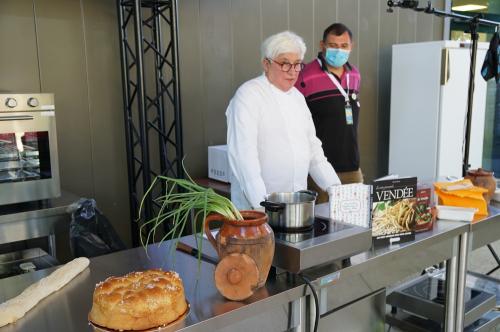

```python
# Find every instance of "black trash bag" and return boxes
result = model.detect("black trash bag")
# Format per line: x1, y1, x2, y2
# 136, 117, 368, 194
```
68, 198, 126, 258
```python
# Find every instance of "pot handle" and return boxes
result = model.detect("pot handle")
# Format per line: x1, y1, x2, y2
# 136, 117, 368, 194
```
260, 201, 286, 212
298, 190, 318, 198
203, 213, 223, 255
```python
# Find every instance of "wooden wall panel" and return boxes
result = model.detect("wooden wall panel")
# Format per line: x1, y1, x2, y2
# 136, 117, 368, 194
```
314, 0, 338, 51
433, 0, 446, 40
35, 0, 94, 198
378, 0, 399, 175
338, 0, 359, 65
178, 0, 205, 177
397, 8, 418, 43
80, 0, 130, 246
262, 0, 289, 38
231, 0, 262, 89
289, 0, 315, 61
0, 1, 40, 92
416, 9, 434, 42
199, 0, 232, 151
358, 1, 380, 181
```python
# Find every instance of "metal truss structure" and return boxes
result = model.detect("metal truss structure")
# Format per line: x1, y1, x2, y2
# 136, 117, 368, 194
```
117, 0, 183, 247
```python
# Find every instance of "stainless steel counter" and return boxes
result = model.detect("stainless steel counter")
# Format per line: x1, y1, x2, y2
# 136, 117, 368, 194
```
0, 242, 307, 332
0, 203, 470, 332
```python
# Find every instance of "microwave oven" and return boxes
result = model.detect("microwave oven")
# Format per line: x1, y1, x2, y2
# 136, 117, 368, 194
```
208, 145, 232, 183
0, 94, 61, 205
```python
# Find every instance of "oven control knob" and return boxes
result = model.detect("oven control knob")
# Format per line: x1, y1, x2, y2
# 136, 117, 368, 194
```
27, 97, 39, 107
5, 98, 17, 108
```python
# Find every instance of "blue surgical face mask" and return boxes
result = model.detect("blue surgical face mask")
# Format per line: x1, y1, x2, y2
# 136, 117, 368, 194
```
325, 48, 350, 68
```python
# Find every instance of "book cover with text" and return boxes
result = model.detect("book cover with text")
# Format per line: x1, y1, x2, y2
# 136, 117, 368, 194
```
372, 177, 417, 244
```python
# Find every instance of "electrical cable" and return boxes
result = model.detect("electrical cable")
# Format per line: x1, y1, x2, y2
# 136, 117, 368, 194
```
297, 273, 319, 332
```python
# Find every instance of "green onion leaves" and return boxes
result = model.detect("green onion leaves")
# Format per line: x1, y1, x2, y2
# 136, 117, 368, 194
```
137, 173, 242, 264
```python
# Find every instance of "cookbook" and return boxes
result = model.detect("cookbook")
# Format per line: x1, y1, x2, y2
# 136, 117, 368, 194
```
414, 184, 434, 233
329, 183, 371, 228
372, 176, 417, 244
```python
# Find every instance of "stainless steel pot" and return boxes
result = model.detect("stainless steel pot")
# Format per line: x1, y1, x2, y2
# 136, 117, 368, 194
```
260, 190, 318, 231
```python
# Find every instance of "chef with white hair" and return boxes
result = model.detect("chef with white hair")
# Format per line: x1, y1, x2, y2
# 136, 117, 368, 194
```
226, 30, 341, 210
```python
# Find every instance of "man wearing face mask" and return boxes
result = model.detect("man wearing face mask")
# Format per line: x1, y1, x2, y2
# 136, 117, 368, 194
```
296, 23, 362, 202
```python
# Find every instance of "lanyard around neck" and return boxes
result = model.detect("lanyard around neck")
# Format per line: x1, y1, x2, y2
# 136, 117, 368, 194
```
317, 58, 350, 101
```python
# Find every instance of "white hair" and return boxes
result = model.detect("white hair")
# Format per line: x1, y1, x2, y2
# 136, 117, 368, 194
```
260, 31, 306, 61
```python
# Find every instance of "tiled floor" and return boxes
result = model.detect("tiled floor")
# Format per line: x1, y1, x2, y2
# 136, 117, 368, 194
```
469, 240, 500, 279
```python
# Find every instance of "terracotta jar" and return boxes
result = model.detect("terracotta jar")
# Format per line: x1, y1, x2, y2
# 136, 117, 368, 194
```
465, 168, 496, 203
204, 210, 274, 301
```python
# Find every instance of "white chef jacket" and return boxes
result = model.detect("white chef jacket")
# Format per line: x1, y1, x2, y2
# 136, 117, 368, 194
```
226, 74, 341, 210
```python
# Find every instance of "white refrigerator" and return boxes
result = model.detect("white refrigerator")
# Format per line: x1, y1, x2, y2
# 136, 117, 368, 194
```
388, 40, 488, 180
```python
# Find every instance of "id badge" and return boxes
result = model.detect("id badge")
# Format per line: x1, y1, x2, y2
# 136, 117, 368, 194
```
345, 104, 353, 125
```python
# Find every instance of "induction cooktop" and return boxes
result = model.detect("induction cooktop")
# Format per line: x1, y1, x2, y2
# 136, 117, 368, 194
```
273, 217, 353, 244
272, 216, 372, 273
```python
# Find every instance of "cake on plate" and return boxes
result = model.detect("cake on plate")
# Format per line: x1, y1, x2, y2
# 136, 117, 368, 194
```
89, 269, 187, 331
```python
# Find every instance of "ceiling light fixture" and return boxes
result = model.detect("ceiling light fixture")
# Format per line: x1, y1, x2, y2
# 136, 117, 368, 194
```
451, 4, 488, 11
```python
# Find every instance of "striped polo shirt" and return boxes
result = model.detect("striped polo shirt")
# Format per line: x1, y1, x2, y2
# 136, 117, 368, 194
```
296, 56, 361, 172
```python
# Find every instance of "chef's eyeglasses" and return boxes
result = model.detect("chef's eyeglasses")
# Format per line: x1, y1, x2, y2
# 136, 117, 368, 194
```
267, 58, 305, 72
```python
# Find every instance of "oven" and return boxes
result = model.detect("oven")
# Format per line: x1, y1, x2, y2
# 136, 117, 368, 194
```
0, 94, 60, 205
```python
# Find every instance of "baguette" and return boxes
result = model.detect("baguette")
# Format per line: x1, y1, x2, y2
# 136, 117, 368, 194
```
0, 257, 90, 327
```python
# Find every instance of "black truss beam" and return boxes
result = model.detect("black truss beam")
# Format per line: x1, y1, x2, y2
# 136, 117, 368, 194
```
117, 0, 183, 247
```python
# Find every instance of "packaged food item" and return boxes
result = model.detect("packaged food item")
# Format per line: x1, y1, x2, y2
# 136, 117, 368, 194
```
434, 179, 488, 217
414, 183, 435, 233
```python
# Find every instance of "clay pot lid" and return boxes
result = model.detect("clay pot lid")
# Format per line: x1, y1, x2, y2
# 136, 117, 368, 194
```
214, 253, 259, 301
467, 168, 494, 177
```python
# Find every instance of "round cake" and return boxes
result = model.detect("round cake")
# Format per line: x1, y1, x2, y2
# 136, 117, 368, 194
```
89, 269, 187, 331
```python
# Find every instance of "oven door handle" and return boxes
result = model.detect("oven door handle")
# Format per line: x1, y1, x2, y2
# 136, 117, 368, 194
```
0, 115, 34, 121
